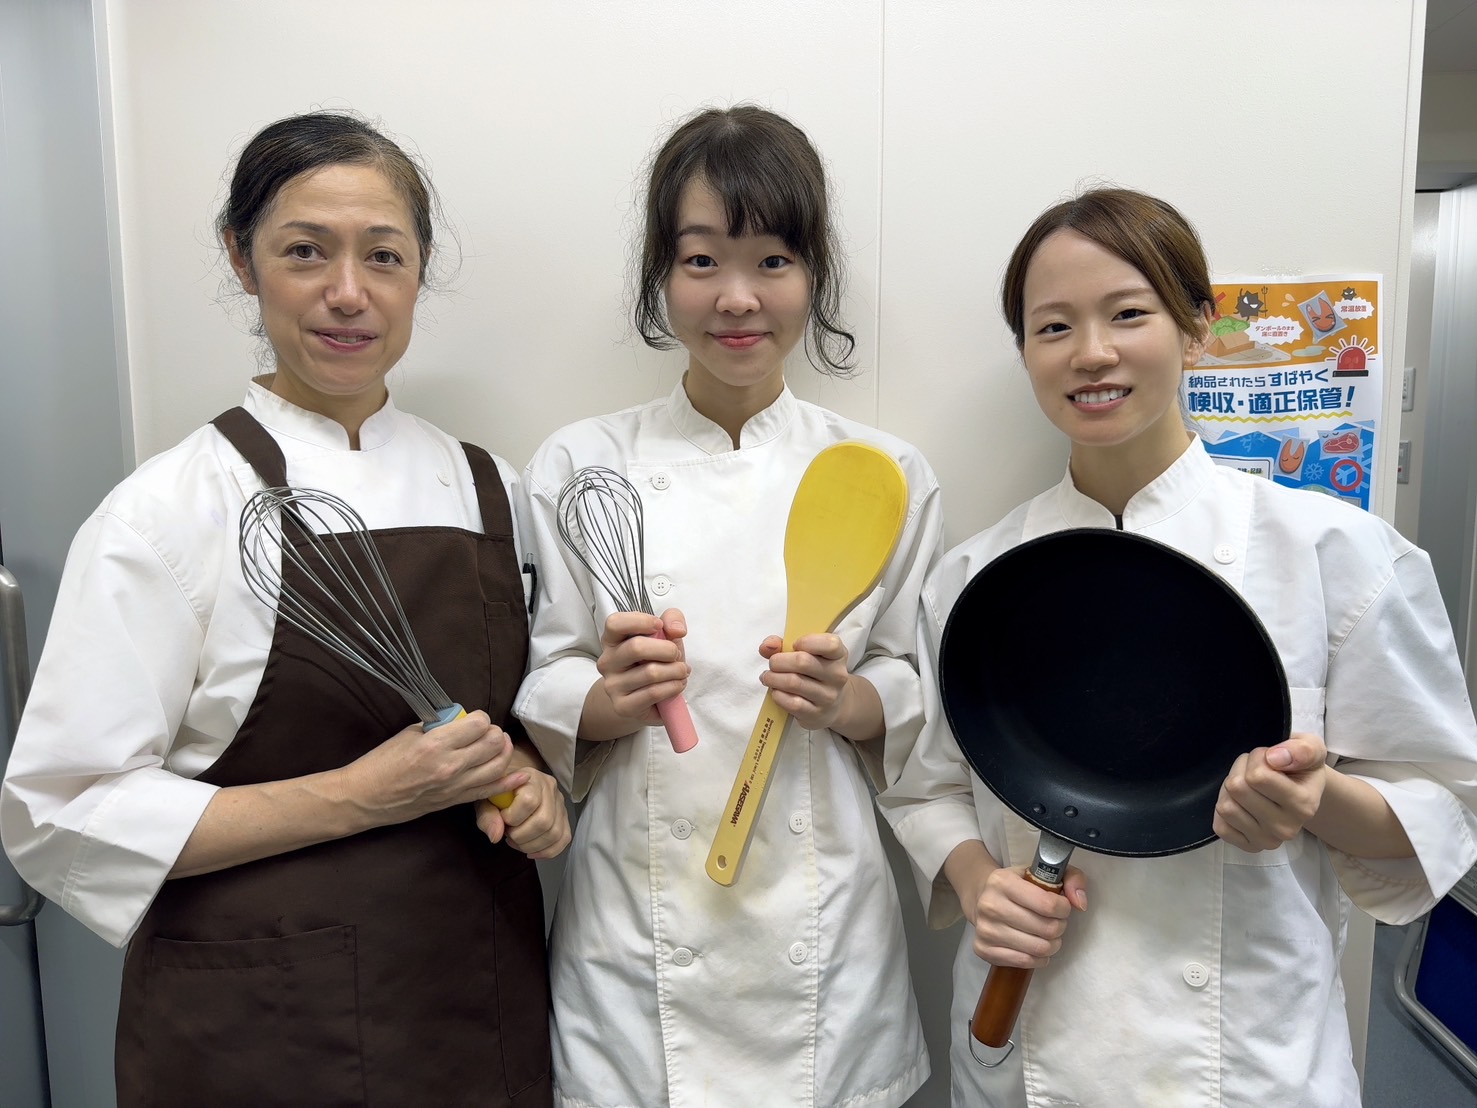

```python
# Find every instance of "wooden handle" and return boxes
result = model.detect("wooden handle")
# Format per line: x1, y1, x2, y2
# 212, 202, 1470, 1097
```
970, 869, 1066, 1047
705, 691, 790, 885
649, 625, 699, 753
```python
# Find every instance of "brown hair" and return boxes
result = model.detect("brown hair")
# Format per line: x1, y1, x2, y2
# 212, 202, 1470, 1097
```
633, 105, 855, 376
1001, 188, 1213, 348
218, 111, 437, 284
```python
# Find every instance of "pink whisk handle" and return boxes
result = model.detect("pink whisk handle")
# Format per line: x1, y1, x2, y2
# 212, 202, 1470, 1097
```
649, 624, 699, 753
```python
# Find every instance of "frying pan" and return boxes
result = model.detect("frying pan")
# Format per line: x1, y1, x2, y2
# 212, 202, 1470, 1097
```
938, 528, 1289, 1059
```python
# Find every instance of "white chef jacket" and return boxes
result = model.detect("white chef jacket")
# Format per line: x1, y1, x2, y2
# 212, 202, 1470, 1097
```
879, 437, 1477, 1108
515, 383, 940, 1108
0, 382, 524, 947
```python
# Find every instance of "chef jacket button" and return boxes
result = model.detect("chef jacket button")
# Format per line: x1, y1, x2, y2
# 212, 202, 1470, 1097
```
652, 472, 671, 491
788, 942, 807, 965
671, 818, 693, 840
789, 813, 808, 834
673, 947, 694, 967
1182, 962, 1210, 989
1213, 544, 1236, 565
436, 469, 451, 486
652, 575, 672, 596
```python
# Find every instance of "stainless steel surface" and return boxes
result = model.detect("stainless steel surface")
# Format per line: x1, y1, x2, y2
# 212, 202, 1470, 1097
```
0, 564, 44, 925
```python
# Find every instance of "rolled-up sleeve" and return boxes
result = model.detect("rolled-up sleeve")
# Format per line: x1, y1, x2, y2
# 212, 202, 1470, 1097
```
1324, 546, 1477, 924
1, 508, 218, 946
878, 550, 993, 929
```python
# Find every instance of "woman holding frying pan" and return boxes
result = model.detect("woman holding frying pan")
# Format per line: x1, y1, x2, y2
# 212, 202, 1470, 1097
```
1, 111, 567, 1106
514, 105, 940, 1106
880, 187, 1477, 1106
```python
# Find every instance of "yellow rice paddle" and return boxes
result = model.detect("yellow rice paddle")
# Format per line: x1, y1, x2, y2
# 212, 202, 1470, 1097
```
705, 442, 909, 886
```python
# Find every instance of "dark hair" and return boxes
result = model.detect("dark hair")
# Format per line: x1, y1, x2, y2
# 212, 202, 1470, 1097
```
218, 111, 437, 284
1001, 188, 1213, 348
634, 105, 855, 376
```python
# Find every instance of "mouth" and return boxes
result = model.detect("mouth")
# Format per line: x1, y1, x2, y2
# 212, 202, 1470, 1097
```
1070, 387, 1131, 407
315, 329, 377, 350
712, 331, 766, 350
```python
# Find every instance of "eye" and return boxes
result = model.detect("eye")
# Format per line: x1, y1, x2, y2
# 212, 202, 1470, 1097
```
370, 249, 402, 266
759, 254, 792, 270
683, 254, 717, 269
1115, 307, 1148, 321
1037, 321, 1070, 336
288, 243, 321, 261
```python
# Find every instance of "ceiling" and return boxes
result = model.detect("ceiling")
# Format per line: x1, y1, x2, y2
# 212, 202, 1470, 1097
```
1420, 1, 1477, 187
1425, 0, 1477, 72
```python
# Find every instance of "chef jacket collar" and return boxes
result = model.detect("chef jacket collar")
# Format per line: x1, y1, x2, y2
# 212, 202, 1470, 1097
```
1053, 435, 1216, 530
244, 378, 401, 452
665, 378, 798, 454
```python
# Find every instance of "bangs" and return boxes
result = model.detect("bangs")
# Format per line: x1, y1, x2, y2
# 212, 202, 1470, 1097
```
697, 141, 820, 252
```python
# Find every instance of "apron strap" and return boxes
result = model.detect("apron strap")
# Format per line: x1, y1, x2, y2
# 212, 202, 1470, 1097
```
460, 442, 514, 540
212, 406, 288, 489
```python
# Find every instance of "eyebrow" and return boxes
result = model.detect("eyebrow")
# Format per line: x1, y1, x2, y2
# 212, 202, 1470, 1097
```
1028, 286, 1157, 317
676, 223, 723, 238
277, 220, 408, 239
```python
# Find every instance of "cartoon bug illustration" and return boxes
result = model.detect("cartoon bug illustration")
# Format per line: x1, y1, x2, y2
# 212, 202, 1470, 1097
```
1235, 287, 1269, 321
1341, 286, 1358, 300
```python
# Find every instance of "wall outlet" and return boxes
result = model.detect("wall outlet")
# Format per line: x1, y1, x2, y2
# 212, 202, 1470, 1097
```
1402, 366, 1416, 412
1397, 439, 1411, 484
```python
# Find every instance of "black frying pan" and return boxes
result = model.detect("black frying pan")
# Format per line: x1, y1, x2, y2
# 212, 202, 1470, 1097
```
938, 528, 1289, 1053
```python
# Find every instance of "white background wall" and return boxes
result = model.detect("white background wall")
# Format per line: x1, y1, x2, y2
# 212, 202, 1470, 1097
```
90, 1, 1426, 1103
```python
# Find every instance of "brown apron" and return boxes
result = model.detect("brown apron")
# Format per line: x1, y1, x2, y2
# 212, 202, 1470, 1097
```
116, 407, 552, 1107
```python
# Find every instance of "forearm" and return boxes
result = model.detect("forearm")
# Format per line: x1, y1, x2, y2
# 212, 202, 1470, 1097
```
941, 838, 997, 921
170, 766, 378, 878
830, 673, 885, 743
576, 679, 639, 743
1307, 767, 1415, 859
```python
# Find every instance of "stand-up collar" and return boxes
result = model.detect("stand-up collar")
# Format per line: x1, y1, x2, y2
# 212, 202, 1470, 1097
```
1053, 437, 1217, 529
665, 379, 798, 454
243, 378, 401, 451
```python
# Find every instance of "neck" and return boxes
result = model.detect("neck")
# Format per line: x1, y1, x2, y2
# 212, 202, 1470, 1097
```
1070, 427, 1194, 516
681, 364, 784, 449
263, 372, 387, 450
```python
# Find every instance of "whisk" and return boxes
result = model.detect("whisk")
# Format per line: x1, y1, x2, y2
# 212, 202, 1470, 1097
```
555, 466, 699, 754
239, 486, 515, 808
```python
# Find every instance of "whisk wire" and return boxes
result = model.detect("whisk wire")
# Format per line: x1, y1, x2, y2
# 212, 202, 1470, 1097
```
239, 487, 453, 724
557, 466, 654, 614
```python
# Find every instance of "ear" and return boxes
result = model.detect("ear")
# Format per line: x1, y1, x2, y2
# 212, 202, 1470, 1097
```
1183, 302, 1214, 367
224, 229, 258, 295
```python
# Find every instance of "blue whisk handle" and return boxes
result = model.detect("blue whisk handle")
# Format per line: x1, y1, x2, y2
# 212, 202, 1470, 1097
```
425, 704, 466, 730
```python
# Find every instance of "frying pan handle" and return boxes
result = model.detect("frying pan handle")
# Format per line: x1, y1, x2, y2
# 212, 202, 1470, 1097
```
969, 860, 1068, 1049
649, 625, 699, 753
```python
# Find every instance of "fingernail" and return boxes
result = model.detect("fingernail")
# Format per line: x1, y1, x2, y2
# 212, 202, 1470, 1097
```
1268, 746, 1292, 769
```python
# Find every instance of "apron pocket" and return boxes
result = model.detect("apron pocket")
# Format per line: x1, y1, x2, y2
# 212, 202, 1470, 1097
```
495, 863, 553, 1095
142, 924, 365, 1107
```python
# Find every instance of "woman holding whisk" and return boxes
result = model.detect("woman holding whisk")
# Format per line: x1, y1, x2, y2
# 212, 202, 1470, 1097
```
515, 105, 942, 1106
1, 111, 566, 1107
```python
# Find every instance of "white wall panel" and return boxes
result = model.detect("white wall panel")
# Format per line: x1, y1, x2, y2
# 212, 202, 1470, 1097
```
105, 0, 886, 464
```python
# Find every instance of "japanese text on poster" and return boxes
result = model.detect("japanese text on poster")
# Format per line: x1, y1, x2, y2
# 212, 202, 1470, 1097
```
1181, 275, 1383, 511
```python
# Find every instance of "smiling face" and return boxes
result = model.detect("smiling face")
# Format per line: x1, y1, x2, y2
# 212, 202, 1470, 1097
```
664, 178, 811, 418
1021, 229, 1205, 494
226, 162, 422, 434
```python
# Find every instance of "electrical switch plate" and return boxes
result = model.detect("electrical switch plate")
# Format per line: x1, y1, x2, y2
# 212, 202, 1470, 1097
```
1397, 440, 1411, 484
1402, 366, 1416, 412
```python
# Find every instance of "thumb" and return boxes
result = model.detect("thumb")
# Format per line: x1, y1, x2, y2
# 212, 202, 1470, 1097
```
1266, 732, 1326, 773
1062, 867, 1089, 912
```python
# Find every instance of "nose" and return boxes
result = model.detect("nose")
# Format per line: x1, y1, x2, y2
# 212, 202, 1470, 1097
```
714, 272, 760, 316
1070, 321, 1118, 372
324, 257, 369, 314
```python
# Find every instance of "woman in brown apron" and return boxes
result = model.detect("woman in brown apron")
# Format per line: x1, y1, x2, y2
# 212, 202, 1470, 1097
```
0, 112, 565, 1107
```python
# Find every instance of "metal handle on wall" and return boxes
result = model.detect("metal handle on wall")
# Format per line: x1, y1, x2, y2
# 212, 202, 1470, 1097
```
0, 564, 44, 925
